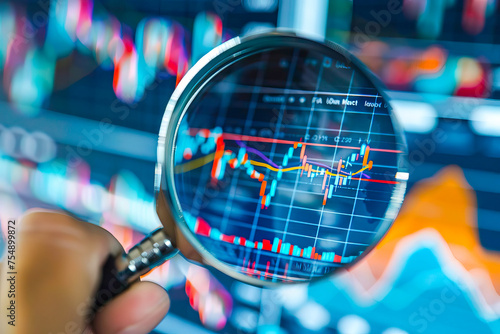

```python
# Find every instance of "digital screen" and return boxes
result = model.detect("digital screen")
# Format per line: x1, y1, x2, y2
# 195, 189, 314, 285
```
173, 44, 407, 282
1, 0, 500, 333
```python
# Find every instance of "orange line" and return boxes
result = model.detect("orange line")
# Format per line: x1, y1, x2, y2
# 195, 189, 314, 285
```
260, 181, 267, 196
363, 147, 370, 166
211, 137, 224, 178
322, 173, 328, 190
300, 144, 306, 159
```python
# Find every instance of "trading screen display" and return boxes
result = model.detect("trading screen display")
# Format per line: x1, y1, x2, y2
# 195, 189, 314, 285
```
0, 0, 500, 333
174, 46, 406, 282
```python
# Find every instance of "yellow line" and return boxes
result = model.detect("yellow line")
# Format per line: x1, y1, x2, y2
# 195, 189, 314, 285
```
176, 154, 370, 178
175, 153, 215, 173
250, 160, 370, 177
249, 160, 302, 172
351, 166, 369, 176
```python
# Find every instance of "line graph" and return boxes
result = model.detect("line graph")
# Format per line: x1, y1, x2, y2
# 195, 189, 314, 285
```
172, 45, 407, 281
175, 119, 405, 280
176, 127, 400, 210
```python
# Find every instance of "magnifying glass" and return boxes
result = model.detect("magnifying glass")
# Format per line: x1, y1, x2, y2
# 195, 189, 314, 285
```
95, 31, 408, 307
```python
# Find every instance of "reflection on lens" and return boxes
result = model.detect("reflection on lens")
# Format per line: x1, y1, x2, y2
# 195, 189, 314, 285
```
172, 38, 407, 283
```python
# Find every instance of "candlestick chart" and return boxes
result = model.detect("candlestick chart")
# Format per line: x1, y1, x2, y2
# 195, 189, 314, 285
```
171, 46, 408, 282
175, 125, 405, 279
174, 115, 406, 281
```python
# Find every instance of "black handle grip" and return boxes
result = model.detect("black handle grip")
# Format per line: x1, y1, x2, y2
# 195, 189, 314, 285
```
92, 228, 178, 311
93, 255, 130, 310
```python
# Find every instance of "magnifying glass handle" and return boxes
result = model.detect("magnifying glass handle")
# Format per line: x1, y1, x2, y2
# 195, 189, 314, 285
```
93, 228, 178, 311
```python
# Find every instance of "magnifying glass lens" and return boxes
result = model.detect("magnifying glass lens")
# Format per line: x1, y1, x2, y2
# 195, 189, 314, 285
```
171, 40, 407, 283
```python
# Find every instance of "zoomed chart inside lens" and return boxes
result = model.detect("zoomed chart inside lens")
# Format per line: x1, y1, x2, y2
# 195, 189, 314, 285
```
173, 46, 408, 282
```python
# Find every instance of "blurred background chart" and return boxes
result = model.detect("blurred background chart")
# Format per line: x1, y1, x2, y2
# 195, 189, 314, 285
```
0, 0, 500, 333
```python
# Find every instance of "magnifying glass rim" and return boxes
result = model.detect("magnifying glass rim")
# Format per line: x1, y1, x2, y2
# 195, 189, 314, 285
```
156, 30, 409, 287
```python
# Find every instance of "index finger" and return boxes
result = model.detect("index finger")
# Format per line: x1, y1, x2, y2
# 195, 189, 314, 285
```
12, 210, 125, 334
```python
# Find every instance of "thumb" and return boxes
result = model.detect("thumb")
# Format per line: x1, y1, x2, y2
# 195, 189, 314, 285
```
92, 281, 170, 334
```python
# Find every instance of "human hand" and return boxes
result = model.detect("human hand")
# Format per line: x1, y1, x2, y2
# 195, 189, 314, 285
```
1, 210, 170, 334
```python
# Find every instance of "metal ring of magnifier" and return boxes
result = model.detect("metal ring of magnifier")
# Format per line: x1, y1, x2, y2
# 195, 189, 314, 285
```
153, 31, 409, 287
92, 32, 409, 307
